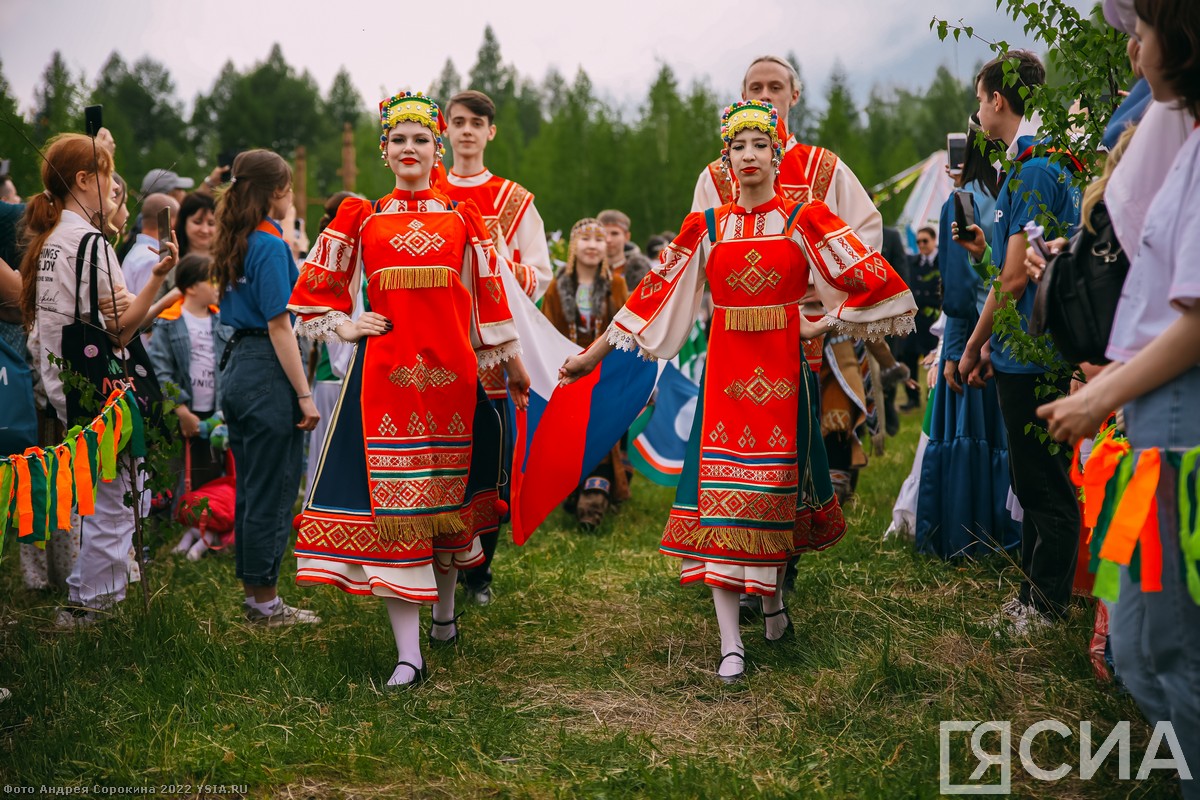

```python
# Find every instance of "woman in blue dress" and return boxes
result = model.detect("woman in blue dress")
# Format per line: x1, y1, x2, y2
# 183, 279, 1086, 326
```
915, 116, 1021, 559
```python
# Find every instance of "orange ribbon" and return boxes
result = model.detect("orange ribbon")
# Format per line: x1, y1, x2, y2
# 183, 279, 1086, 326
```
53, 444, 73, 531
74, 432, 94, 516
1079, 436, 1132, 530
13, 455, 32, 538
1099, 448, 1161, 566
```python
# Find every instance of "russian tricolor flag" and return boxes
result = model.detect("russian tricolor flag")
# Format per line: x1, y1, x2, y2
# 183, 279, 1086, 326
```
498, 269, 663, 544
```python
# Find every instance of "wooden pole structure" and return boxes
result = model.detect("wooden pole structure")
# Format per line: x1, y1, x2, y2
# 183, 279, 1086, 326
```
339, 122, 357, 192
293, 145, 308, 218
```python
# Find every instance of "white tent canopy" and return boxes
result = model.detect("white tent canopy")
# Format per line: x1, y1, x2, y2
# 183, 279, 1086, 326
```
873, 151, 956, 253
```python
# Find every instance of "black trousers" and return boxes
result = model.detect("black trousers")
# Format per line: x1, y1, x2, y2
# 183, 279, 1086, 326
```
994, 371, 1081, 617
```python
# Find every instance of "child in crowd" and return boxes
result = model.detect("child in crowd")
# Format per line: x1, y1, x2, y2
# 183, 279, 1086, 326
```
147, 254, 230, 559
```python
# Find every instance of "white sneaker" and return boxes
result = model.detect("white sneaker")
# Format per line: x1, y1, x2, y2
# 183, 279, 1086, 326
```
54, 607, 100, 629
243, 600, 321, 627
990, 600, 1052, 637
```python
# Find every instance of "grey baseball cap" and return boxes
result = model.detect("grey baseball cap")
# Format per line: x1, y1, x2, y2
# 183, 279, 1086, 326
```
141, 168, 195, 195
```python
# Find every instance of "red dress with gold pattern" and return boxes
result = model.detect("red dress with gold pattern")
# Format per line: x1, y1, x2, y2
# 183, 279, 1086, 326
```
609, 196, 914, 596
287, 188, 520, 603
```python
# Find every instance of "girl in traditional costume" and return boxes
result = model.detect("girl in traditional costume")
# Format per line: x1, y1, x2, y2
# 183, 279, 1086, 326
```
560, 101, 915, 682
541, 218, 631, 527
287, 93, 530, 688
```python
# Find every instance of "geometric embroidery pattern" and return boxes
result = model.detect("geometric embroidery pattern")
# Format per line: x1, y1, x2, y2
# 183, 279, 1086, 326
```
379, 413, 398, 436
698, 488, 795, 524
445, 412, 466, 435
371, 475, 468, 511
708, 421, 729, 444
700, 462, 796, 483
725, 261, 781, 296
388, 354, 457, 391
768, 425, 789, 448
390, 227, 446, 257
724, 367, 797, 405
738, 425, 757, 449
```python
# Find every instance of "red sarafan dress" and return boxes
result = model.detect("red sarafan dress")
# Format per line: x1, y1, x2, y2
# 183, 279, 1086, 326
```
287, 188, 521, 603
608, 196, 915, 596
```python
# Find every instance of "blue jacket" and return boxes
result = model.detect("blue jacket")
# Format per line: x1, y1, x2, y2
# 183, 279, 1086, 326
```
147, 307, 231, 411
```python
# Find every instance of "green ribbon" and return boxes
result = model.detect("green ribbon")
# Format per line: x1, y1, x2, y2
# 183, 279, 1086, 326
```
1179, 445, 1200, 605
116, 398, 133, 454
21, 453, 49, 545
0, 462, 12, 558
1091, 455, 1135, 602
125, 395, 147, 459
99, 408, 117, 482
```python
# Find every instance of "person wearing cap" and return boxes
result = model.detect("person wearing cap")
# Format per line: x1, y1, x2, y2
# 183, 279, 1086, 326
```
140, 168, 194, 204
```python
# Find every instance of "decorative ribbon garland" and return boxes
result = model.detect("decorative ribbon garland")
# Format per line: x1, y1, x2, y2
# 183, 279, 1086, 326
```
0, 384, 145, 556
1074, 425, 1200, 606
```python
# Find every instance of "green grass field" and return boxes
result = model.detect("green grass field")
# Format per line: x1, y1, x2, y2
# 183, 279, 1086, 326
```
0, 418, 1178, 798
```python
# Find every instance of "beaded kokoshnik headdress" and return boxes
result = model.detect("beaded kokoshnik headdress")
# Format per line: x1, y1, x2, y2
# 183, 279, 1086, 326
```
720, 99, 783, 168
378, 91, 446, 161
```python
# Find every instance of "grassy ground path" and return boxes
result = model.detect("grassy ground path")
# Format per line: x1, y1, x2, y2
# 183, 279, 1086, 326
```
0, 419, 1174, 798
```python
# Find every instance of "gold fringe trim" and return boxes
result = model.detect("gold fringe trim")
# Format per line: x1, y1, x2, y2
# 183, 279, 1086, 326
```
376, 267, 451, 290
723, 306, 787, 332
671, 524, 795, 555
374, 511, 466, 543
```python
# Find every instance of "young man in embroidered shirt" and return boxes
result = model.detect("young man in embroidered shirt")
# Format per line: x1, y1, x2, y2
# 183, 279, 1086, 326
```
441, 89, 552, 606
955, 50, 1083, 634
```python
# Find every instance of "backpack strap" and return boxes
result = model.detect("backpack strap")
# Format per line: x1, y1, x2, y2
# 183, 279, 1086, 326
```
704, 207, 718, 244
73, 232, 104, 326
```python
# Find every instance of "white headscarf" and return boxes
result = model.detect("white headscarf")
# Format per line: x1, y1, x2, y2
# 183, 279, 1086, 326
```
1103, 0, 1137, 35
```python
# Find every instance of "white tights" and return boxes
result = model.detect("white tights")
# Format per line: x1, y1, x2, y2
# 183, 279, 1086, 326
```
383, 553, 459, 686
712, 587, 744, 677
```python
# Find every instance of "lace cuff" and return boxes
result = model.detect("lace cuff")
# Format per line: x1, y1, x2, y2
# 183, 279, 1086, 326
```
295, 311, 351, 343
824, 313, 916, 341
477, 339, 522, 370
605, 325, 657, 361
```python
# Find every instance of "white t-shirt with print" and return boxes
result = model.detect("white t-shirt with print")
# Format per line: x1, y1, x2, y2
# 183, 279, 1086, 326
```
182, 310, 216, 415
27, 209, 126, 420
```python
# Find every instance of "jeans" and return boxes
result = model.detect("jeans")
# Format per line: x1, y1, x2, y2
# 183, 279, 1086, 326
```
1109, 365, 1200, 798
221, 336, 304, 587
994, 371, 1080, 617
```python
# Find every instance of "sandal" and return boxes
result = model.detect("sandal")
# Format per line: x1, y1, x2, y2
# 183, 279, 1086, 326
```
716, 651, 746, 685
763, 606, 792, 643
429, 611, 464, 646
386, 659, 428, 690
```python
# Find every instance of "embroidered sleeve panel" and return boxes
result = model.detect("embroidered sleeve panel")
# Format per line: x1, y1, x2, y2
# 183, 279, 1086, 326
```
609, 212, 708, 360
509, 200, 552, 301
457, 199, 520, 353
793, 201, 916, 342
288, 198, 368, 321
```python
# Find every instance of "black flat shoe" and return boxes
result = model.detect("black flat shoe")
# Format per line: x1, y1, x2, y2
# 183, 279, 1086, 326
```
429, 611, 463, 646
763, 606, 792, 643
386, 659, 428, 690
717, 651, 746, 685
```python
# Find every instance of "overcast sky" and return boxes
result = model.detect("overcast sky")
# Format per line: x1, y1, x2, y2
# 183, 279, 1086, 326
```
1, 0, 1095, 115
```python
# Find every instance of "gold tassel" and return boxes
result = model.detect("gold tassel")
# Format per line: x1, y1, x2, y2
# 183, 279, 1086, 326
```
374, 511, 466, 543
671, 524, 795, 555
376, 267, 450, 291
723, 306, 787, 332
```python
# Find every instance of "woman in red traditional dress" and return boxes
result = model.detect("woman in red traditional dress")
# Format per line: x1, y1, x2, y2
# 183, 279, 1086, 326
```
288, 92, 530, 688
561, 101, 915, 683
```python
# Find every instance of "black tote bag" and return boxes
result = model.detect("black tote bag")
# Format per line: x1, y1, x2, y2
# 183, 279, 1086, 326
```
59, 231, 165, 427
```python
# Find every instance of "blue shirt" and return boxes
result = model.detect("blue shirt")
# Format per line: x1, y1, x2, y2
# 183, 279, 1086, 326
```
989, 136, 1081, 374
218, 219, 297, 330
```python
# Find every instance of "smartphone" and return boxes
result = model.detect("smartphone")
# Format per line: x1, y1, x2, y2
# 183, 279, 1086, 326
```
947, 132, 967, 174
157, 206, 172, 255
84, 105, 103, 137
953, 191, 976, 241
0, 159, 10, 177
217, 150, 240, 183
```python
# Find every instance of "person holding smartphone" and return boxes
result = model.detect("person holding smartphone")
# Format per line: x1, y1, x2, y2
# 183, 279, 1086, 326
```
121, 193, 178, 296
914, 116, 1020, 561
